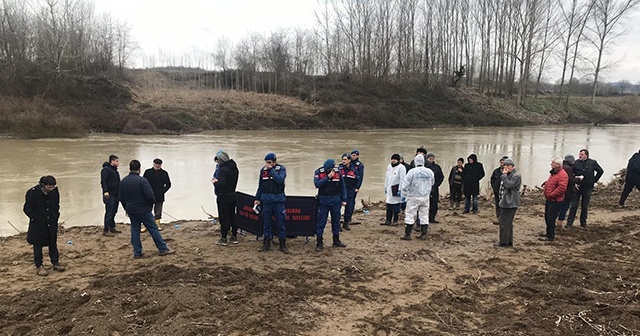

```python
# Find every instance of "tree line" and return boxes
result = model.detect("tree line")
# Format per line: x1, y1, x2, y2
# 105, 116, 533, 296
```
0, 0, 135, 96
143, 0, 637, 106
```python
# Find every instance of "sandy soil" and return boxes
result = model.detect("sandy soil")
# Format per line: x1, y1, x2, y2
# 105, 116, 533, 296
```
1, 185, 639, 336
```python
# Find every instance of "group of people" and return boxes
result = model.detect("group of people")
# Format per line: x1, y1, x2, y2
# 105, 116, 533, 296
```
21, 147, 640, 275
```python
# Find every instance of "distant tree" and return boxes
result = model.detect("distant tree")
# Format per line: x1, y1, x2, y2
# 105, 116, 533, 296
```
618, 79, 631, 94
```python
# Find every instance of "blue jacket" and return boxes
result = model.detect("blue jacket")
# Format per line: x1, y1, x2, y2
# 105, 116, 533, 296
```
255, 164, 286, 204
100, 162, 120, 195
314, 167, 347, 204
119, 172, 156, 214
339, 163, 361, 193
352, 159, 364, 190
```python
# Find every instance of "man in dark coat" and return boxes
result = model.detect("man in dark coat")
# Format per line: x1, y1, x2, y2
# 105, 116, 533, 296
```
462, 154, 485, 214
101, 154, 122, 237
143, 158, 172, 232
618, 149, 640, 207
490, 156, 509, 224
212, 151, 240, 247
426, 152, 444, 223
119, 160, 175, 259
557, 154, 577, 228
24, 175, 65, 276
566, 149, 604, 227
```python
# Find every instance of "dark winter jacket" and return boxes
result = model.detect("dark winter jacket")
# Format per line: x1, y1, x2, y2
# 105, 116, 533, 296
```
562, 161, 577, 200
572, 158, 604, 190
24, 185, 60, 246
626, 151, 640, 181
255, 164, 286, 204
119, 172, 156, 214
448, 165, 464, 188
143, 168, 172, 202
426, 162, 444, 195
490, 167, 503, 192
100, 162, 121, 196
462, 154, 485, 195
214, 159, 239, 200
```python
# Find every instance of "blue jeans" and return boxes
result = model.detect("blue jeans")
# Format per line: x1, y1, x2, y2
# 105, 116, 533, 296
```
464, 195, 479, 212
317, 197, 342, 237
103, 195, 119, 232
343, 191, 356, 222
557, 198, 572, 221
262, 202, 286, 240
129, 212, 169, 256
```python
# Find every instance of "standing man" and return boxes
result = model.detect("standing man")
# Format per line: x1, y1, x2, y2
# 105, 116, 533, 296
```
409, 147, 428, 169
119, 160, 175, 258
350, 150, 364, 201
496, 159, 521, 247
448, 158, 465, 210
24, 176, 65, 276
491, 156, 509, 224
339, 153, 361, 231
383, 154, 407, 225
143, 158, 172, 232
541, 158, 568, 242
567, 149, 604, 228
101, 155, 122, 237
618, 149, 640, 207
400, 155, 434, 241
212, 151, 239, 246
255, 152, 288, 253
557, 155, 577, 228
314, 159, 348, 251
462, 154, 485, 214
425, 153, 444, 223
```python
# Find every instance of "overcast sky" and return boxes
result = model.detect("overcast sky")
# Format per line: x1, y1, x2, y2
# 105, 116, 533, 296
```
94, 0, 640, 83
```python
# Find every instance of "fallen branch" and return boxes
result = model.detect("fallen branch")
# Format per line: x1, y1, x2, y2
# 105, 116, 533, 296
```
474, 270, 481, 283
426, 303, 451, 328
7, 220, 23, 234
435, 252, 448, 265
201, 205, 215, 219
576, 311, 602, 334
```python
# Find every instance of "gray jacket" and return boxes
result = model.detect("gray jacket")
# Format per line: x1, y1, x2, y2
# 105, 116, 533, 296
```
498, 170, 521, 208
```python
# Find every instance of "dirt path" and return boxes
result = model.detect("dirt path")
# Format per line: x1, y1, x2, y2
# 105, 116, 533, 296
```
1, 194, 639, 335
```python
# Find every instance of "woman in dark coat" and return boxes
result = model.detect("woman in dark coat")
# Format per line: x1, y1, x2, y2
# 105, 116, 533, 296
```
462, 154, 485, 214
24, 175, 65, 276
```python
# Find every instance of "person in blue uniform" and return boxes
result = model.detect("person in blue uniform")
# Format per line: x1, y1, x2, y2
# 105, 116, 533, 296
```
255, 152, 288, 253
339, 153, 361, 231
314, 159, 347, 252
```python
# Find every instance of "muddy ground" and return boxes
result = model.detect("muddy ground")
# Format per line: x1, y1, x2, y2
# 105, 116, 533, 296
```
1, 185, 639, 336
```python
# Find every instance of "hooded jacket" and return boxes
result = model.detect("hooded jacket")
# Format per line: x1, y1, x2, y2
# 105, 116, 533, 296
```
462, 154, 485, 195
214, 159, 239, 200
100, 162, 120, 195
402, 155, 435, 199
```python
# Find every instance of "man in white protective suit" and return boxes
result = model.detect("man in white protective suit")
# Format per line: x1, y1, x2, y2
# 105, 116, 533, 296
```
400, 154, 435, 241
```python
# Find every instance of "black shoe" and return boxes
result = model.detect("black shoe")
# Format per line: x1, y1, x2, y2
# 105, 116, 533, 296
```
472, 210, 478, 214
109, 228, 122, 234
380, 221, 391, 226
279, 239, 289, 254
462, 210, 470, 214
390, 221, 398, 226
430, 219, 439, 224
332, 235, 346, 248
538, 237, 554, 242
259, 239, 272, 252
495, 243, 510, 247
315, 237, 323, 252
102, 231, 115, 237
342, 222, 351, 231
580, 223, 588, 228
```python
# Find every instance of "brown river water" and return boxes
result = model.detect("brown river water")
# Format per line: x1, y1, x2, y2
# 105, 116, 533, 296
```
1, 125, 638, 235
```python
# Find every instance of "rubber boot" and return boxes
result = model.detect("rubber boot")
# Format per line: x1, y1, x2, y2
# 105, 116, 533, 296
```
279, 238, 289, 254
259, 239, 271, 252
315, 237, 323, 252
342, 219, 351, 231
401, 225, 412, 240
332, 235, 346, 248
392, 212, 399, 225
382, 206, 392, 225
418, 225, 428, 240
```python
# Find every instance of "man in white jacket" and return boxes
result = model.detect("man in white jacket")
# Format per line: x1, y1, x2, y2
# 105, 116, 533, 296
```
383, 154, 407, 225
401, 154, 435, 240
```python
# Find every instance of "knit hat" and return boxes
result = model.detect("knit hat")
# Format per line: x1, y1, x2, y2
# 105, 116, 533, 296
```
323, 159, 335, 170
416, 146, 427, 155
503, 158, 515, 166
564, 154, 575, 164
391, 153, 401, 160
216, 151, 230, 164
350, 149, 360, 155
426, 152, 436, 159
414, 154, 425, 167
264, 152, 277, 161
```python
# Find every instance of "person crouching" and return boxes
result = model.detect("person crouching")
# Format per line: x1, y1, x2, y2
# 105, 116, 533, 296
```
314, 159, 347, 251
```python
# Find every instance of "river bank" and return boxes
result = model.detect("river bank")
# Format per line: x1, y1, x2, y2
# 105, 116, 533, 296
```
1, 74, 639, 138
1, 183, 639, 335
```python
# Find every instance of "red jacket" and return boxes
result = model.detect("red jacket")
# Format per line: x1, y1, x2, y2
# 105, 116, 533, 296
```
544, 168, 568, 202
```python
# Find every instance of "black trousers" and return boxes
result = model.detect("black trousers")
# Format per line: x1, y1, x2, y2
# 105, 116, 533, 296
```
153, 202, 164, 220
34, 243, 59, 268
619, 178, 640, 205
429, 190, 439, 220
567, 188, 592, 226
217, 197, 238, 239
544, 200, 561, 240
493, 190, 501, 219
